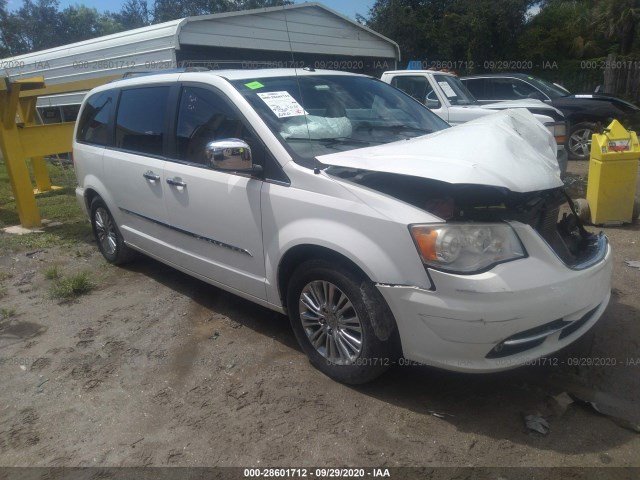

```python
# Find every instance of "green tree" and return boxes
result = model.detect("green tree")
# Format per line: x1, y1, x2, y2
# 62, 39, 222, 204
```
229, 0, 293, 10
59, 5, 123, 45
114, 0, 150, 30
152, 0, 291, 24
519, 0, 600, 61
8, 0, 62, 53
595, 0, 640, 55
0, 0, 11, 56
366, 0, 534, 69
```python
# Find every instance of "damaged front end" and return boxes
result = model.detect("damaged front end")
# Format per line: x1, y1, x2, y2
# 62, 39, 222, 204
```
327, 168, 607, 272
320, 110, 611, 370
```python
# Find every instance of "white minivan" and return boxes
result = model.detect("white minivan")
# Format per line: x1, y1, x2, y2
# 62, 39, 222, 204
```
74, 69, 612, 384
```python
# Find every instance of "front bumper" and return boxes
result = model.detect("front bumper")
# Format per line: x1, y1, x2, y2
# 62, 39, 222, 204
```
377, 225, 613, 372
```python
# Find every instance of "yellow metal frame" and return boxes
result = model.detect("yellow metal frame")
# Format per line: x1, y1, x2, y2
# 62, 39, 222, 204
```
0, 75, 118, 227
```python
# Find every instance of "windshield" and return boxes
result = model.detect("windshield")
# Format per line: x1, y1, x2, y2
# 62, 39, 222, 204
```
529, 76, 571, 99
230, 74, 449, 167
432, 74, 477, 106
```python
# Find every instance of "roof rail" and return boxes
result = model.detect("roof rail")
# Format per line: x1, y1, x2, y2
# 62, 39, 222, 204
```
120, 66, 210, 79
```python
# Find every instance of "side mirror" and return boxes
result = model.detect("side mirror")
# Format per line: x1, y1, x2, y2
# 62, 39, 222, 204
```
205, 139, 255, 173
424, 99, 441, 109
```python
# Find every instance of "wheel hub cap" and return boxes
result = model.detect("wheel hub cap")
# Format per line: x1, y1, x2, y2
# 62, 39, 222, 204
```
299, 280, 363, 365
94, 207, 117, 256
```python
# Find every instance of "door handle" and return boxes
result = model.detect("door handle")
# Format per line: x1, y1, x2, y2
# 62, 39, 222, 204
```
143, 171, 160, 181
166, 177, 187, 188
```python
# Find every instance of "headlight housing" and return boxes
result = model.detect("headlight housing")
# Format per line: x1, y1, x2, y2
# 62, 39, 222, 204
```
545, 121, 568, 146
410, 223, 526, 274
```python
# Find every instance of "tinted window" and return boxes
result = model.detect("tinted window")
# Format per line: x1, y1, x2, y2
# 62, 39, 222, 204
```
175, 86, 244, 165
115, 87, 169, 156
76, 91, 113, 145
489, 78, 538, 100
510, 79, 540, 98
528, 76, 568, 99
462, 79, 487, 99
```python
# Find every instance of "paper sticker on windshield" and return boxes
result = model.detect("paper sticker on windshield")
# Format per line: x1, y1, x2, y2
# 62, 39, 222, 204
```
245, 81, 264, 90
438, 81, 457, 98
257, 91, 308, 118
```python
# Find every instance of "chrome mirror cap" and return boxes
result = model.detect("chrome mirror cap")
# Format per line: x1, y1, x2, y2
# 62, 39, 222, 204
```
205, 138, 253, 171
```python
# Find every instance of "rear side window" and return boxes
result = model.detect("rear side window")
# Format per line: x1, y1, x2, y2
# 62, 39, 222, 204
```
115, 87, 170, 156
76, 91, 113, 145
463, 79, 487, 99
489, 78, 538, 100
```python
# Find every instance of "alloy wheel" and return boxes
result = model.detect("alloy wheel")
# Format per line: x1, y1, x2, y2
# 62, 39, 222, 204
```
569, 127, 593, 160
94, 207, 117, 256
298, 280, 363, 364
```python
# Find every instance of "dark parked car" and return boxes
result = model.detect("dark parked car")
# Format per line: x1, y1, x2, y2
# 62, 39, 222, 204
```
461, 73, 640, 159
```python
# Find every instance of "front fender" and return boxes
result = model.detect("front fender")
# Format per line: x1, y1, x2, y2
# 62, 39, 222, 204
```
264, 216, 430, 307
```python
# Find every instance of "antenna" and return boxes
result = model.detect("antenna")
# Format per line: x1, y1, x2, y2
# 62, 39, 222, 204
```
282, 6, 320, 174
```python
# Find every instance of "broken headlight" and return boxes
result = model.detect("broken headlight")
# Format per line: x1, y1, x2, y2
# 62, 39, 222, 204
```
409, 223, 526, 274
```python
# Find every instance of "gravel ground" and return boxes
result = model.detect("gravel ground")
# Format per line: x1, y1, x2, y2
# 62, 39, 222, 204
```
0, 160, 639, 470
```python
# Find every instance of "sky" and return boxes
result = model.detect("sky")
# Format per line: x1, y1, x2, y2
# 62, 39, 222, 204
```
6, 0, 376, 21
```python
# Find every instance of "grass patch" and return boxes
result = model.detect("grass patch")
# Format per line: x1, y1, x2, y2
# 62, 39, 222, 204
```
0, 287, 7, 299
0, 307, 16, 319
0, 159, 90, 252
44, 265, 60, 280
49, 272, 94, 300
0, 222, 92, 253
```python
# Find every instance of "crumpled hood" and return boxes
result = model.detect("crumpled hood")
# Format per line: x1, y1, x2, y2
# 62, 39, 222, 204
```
482, 98, 557, 111
318, 109, 564, 193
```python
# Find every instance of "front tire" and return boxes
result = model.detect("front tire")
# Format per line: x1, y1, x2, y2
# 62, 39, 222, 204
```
287, 259, 397, 384
90, 197, 136, 265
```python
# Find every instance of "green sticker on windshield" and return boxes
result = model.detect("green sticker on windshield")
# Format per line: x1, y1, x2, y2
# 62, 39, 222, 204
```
245, 81, 264, 90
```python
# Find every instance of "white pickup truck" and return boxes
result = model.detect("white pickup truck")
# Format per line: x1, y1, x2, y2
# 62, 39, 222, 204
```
381, 70, 569, 175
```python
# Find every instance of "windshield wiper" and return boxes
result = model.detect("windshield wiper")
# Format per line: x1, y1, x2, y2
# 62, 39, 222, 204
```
286, 137, 379, 147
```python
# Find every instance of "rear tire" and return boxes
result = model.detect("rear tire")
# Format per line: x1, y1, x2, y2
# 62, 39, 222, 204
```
90, 197, 136, 265
287, 259, 398, 384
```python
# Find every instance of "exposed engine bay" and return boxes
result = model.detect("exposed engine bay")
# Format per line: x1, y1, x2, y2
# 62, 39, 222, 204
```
328, 167, 603, 268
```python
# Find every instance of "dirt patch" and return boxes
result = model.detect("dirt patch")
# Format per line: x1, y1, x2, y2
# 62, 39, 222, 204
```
0, 160, 638, 468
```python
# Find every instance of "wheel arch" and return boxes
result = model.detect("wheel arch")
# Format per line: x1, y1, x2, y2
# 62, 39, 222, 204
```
277, 244, 400, 345
80, 175, 120, 222
567, 116, 602, 128
277, 244, 369, 311
84, 187, 100, 212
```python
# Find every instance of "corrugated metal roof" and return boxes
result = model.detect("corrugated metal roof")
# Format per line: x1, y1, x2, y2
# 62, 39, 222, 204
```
1, 3, 399, 86
1, 19, 184, 84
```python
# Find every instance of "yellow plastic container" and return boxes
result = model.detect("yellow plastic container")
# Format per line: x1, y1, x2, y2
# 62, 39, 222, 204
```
586, 119, 640, 225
